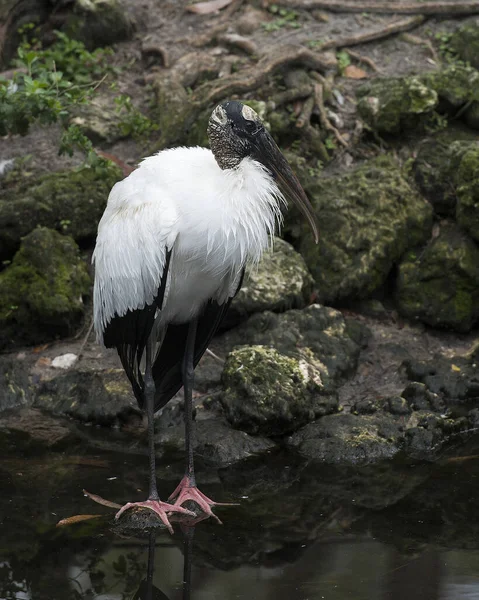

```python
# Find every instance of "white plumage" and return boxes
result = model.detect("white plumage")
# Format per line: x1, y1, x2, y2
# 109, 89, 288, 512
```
93, 146, 284, 340
90, 100, 318, 530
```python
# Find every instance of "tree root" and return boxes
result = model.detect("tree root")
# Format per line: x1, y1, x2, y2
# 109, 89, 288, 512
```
269, 84, 314, 108
344, 48, 380, 72
313, 83, 348, 147
319, 15, 425, 50
192, 44, 337, 106
401, 32, 440, 63
276, 1, 479, 15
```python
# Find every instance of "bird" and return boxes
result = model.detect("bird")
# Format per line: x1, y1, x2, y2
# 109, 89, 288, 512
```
92, 100, 319, 533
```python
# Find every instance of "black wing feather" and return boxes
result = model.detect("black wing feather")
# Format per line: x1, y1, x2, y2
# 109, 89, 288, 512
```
151, 268, 245, 411
103, 249, 172, 409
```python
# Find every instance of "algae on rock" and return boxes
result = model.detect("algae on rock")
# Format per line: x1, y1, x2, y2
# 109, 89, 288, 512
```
221, 345, 334, 436
226, 238, 313, 328
357, 76, 437, 134
396, 224, 479, 332
449, 19, 479, 69
288, 155, 433, 305
0, 162, 122, 261
455, 144, 479, 243
0, 227, 91, 349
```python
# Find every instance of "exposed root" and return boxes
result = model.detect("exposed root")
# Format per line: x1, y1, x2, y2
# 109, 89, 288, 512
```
296, 95, 315, 128
401, 33, 440, 63
275, 1, 479, 15
193, 44, 337, 106
344, 48, 380, 72
313, 83, 348, 147
269, 84, 313, 108
319, 16, 425, 50
218, 33, 258, 55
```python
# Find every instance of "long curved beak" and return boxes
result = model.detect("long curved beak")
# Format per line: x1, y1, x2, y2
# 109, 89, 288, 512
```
250, 130, 319, 244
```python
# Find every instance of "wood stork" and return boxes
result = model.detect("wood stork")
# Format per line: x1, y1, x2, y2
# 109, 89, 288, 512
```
93, 100, 319, 532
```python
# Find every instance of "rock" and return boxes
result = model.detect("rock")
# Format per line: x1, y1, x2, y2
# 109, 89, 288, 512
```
35, 368, 139, 425
357, 76, 438, 134
412, 133, 475, 217
422, 64, 479, 114
286, 413, 401, 465
455, 144, 479, 243
70, 95, 125, 144
156, 419, 276, 467
63, 0, 134, 50
219, 304, 364, 394
386, 396, 410, 416
401, 381, 445, 413
0, 0, 48, 68
0, 354, 35, 412
0, 408, 79, 451
395, 224, 479, 332
225, 238, 313, 328
403, 411, 469, 460
449, 20, 479, 70
0, 162, 122, 261
220, 345, 335, 436
403, 354, 479, 408
288, 155, 433, 304
0, 227, 91, 350
51, 353, 78, 369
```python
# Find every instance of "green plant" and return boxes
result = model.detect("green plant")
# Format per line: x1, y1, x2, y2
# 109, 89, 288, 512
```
336, 50, 351, 74
263, 5, 300, 32
0, 29, 113, 136
114, 94, 158, 141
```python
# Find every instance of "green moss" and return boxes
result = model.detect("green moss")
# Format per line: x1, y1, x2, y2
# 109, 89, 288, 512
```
0, 227, 90, 349
0, 162, 121, 261
455, 145, 479, 243
221, 345, 332, 436
357, 76, 438, 134
449, 22, 479, 69
287, 154, 433, 304
423, 64, 479, 109
396, 224, 479, 332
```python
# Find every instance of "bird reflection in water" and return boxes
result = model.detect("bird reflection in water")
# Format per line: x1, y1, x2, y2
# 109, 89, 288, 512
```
131, 514, 201, 600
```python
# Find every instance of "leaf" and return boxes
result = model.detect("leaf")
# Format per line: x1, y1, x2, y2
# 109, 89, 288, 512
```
451, 364, 461, 372
57, 514, 102, 527
186, 0, 234, 14
343, 65, 368, 79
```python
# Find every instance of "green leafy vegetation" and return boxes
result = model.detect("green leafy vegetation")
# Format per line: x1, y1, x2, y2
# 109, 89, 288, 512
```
0, 27, 157, 170
336, 50, 352, 74
263, 5, 300, 32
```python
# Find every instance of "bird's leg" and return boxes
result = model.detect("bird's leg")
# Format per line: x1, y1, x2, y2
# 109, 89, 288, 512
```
169, 319, 234, 523
115, 341, 195, 532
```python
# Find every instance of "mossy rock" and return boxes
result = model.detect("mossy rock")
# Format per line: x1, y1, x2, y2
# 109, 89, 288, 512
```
287, 155, 433, 304
219, 304, 364, 395
455, 144, 479, 243
62, 0, 134, 50
395, 224, 479, 332
70, 95, 125, 144
221, 345, 336, 436
412, 133, 476, 217
449, 20, 479, 70
286, 413, 401, 465
0, 227, 90, 349
0, 162, 122, 261
357, 76, 438, 134
225, 238, 313, 328
422, 64, 479, 112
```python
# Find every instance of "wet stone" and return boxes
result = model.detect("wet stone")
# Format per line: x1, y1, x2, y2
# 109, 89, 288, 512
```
156, 418, 276, 467
221, 345, 336, 436
286, 413, 402, 465
401, 382, 445, 413
351, 398, 382, 415
35, 369, 139, 426
386, 396, 411, 416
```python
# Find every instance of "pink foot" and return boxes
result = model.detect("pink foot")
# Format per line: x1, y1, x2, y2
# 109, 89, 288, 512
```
169, 476, 239, 524
115, 499, 196, 534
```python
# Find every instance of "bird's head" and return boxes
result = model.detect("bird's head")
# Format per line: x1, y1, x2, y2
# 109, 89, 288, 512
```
207, 100, 319, 243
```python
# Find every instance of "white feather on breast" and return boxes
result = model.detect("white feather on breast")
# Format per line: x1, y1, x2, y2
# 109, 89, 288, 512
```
93, 146, 284, 339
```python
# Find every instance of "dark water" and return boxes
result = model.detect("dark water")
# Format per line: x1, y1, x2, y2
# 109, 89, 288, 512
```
2, 431, 479, 600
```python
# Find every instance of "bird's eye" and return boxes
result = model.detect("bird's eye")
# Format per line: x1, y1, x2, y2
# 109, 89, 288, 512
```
244, 120, 257, 132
